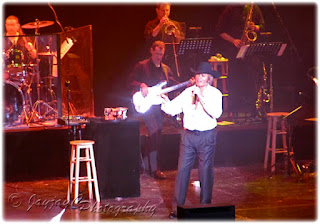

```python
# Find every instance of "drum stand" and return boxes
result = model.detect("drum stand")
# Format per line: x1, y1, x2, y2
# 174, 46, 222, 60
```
28, 36, 58, 123
28, 77, 58, 122
19, 79, 34, 125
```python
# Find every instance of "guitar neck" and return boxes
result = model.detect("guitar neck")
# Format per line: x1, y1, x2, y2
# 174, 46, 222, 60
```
160, 80, 191, 94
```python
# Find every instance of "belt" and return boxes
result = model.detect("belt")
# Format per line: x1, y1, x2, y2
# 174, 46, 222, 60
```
185, 129, 214, 135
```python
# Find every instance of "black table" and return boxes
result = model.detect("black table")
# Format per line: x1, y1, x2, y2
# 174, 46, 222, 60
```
85, 118, 141, 199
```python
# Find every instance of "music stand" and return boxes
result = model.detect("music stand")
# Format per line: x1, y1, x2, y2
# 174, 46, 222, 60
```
178, 37, 213, 55
236, 42, 287, 59
177, 38, 213, 77
236, 42, 287, 113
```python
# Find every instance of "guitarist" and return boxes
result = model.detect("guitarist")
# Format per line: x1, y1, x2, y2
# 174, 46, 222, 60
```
128, 40, 177, 180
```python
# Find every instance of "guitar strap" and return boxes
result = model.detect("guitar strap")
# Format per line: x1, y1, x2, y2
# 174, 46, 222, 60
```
161, 63, 169, 82
143, 59, 169, 82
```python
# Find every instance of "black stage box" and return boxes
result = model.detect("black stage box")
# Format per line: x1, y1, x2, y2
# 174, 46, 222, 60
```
4, 128, 70, 181
177, 204, 235, 220
85, 118, 141, 199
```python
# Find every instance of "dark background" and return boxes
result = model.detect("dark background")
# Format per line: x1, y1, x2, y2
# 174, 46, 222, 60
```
3, 2, 316, 117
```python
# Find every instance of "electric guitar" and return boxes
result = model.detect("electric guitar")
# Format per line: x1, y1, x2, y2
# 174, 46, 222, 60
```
133, 79, 193, 113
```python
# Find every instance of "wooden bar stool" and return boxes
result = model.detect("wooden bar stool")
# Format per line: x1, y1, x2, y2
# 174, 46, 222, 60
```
208, 54, 229, 111
264, 112, 289, 173
67, 140, 100, 204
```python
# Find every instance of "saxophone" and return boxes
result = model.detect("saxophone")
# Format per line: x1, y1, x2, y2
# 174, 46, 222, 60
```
256, 62, 270, 114
241, 3, 258, 45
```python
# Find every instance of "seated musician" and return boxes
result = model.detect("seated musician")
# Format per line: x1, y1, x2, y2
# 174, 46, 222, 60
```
4, 15, 36, 79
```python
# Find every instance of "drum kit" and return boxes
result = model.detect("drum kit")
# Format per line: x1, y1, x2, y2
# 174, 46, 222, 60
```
3, 20, 58, 127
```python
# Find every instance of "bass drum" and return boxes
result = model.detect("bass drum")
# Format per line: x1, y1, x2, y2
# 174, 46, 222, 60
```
3, 80, 25, 126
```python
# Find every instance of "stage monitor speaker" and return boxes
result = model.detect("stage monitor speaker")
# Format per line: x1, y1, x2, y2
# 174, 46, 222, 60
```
177, 204, 235, 220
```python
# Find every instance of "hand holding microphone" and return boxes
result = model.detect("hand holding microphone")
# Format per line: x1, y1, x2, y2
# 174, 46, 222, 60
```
192, 87, 201, 105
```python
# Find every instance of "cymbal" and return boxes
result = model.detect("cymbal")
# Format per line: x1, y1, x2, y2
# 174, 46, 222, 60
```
22, 20, 54, 29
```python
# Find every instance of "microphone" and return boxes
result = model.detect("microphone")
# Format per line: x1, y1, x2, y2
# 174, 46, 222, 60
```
192, 91, 198, 105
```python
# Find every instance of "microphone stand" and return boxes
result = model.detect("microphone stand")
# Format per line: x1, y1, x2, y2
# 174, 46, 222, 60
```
65, 80, 71, 139
282, 106, 303, 177
272, 3, 302, 62
65, 80, 79, 208
170, 30, 180, 77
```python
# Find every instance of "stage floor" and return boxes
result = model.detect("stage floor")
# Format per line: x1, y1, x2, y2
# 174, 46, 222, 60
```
3, 164, 316, 221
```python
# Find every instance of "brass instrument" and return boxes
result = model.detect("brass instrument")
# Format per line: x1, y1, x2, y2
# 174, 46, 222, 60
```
164, 24, 176, 36
163, 16, 176, 36
241, 3, 257, 45
256, 62, 270, 115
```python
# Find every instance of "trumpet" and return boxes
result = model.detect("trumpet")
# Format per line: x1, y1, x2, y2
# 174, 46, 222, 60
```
163, 16, 176, 36
241, 3, 257, 45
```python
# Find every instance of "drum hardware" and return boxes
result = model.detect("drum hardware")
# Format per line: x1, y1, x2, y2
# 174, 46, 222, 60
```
28, 77, 58, 122
6, 48, 24, 68
28, 99, 58, 122
3, 80, 31, 126
27, 35, 58, 123
21, 19, 54, 35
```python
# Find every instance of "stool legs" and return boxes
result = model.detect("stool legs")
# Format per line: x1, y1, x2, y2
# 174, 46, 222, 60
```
264, 117, 272, 170
270, 117, 278, 173
85, 148, 93, 200
89, 144, 100, 202
74, 146, 80, 204
67, 145, 75, 202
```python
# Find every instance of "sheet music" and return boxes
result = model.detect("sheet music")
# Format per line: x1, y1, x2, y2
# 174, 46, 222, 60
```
60, 37, 74, 59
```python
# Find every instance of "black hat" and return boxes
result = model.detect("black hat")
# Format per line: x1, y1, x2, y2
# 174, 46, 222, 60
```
190, 62, 221, 78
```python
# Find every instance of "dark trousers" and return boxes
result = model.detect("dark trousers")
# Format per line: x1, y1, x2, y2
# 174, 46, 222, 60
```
172, 128, 217, 212
142, 105, 164, 173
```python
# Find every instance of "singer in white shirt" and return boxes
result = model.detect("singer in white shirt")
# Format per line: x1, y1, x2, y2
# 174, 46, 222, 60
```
161, 62, 222, 218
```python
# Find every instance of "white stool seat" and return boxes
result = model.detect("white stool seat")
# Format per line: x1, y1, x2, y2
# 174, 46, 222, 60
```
67, 140, 100, 203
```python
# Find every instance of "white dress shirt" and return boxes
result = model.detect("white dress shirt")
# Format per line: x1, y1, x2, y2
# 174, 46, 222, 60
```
161, 84, 223, 131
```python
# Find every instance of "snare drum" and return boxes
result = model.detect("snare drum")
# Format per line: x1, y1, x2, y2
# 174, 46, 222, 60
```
3, 80, 25, 126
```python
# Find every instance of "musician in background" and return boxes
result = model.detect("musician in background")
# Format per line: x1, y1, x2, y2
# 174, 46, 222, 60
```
160, 62, 222, 218
128, 40, 176, 180
144, 3, 185, 46
216, 3, 264, 119
4, 15, 36, 64
144, 3, 185, 78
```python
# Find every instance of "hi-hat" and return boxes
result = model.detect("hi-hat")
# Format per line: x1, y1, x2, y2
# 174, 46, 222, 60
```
22, 20, 54, 29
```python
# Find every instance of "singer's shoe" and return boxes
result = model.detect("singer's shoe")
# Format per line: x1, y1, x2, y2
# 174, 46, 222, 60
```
169, 211, 177, 219
152, 170, 167, 180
